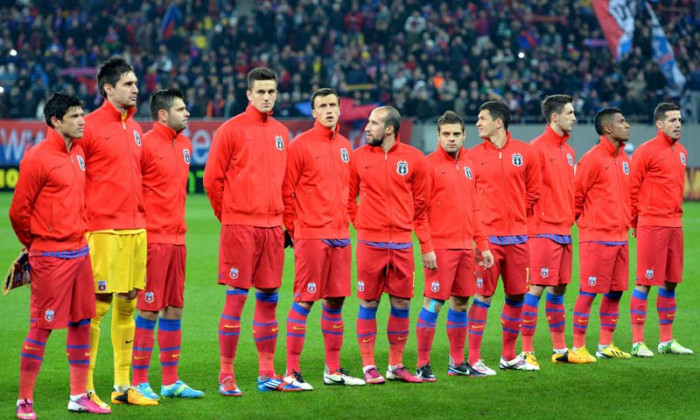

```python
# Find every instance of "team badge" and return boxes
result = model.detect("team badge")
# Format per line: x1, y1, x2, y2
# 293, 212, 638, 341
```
76, 155, 86, 171
622, 162, 630, 174
133, 130, 141, 147
511, 153, 523, 167
464, 166, 473, 179
357, 281, 365, 292
308, 282, 317, 294
588, 276, 597, 287
567, 153, 574, 166
145, 291, 155, 303
183, 149, 191, 164
97, 280, 107, 292
45, 309, 55, 323
340, 148, 349, 163
680, 152, 687, 166
645, 269, 654, 279
275, 135, 284, 151
229, 267, 239, 280
431, 281, 440, 293
540, 268, 549, 278
476, 277, 484, 289
396, 160, 409, 176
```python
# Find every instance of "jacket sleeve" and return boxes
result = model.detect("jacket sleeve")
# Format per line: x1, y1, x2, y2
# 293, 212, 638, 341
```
412, 154, 433, 253
348, 152, 360, 227
9, 154, 45, 249
573, 154, 596, 221
203, 127, 232, 222
525, 146, 542, 216
282, 141, 302, 236
628, 146, 648, 229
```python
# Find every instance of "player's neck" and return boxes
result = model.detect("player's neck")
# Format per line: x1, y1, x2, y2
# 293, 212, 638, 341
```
108, 99, 128, 114
381, 136, 396, 153
550, 123, 565, 137
489, 131, 507, 149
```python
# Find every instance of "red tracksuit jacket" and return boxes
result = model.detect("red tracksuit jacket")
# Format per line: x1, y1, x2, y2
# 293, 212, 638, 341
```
575, 136, 631, 242
348, 137, 432, 252
529, 125, 575, 235
141, 122, 192, 244
469, 132, 541, 237
81, 100, 146, 231
203, 104, 289, 226
426, 144, 488, 251
630, 129, 687, 228
9, 128, 88, 251
282, 121, 352, 239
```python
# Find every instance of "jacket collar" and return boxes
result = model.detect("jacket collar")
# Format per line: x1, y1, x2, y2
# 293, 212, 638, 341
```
245, 103, 271, 123
46, 127, 70, 153
99, 99, 136, 122
599, 135, 622, 156
437, 142, 465, 162
483, 130, 512, 150
544, 125, 570, 146
311, 120, 339, 140
657, 128, 679, 145
153, 121, 178, 141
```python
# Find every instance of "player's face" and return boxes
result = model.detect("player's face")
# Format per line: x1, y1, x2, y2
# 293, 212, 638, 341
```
555, 103, 576, 133
476, 110, 497, 139
438, 123, 465, 155
247, 79, 278, 114
656, 110, 682, 140
54, 106, 85, 140
311, 94, 340, 129
107, 71, 138, 109
610, 113, 630, 143
365, 109, 389, 147
166, 98, 190, 133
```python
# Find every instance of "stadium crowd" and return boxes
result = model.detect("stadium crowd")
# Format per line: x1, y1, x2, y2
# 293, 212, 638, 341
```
0, 0, 699, 122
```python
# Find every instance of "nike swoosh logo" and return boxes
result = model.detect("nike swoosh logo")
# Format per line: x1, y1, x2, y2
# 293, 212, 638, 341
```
126, 340, 134, 344
576, 319, 587, 324
292, 326, 305, 331
326, 376, 345, 384
666, 314, 674, 318
134, 356, 148, 360
24, 346, 40, 351
636, 318, 645, 321
171, 353, 179, 358
362, 338, 373, 343
397, 337, 406, 341
272, 327, 279, 332
332, 324, 343, 329
612, 318, 618, 322
84, 352, 91, 357
471, 325, 484, 330
224, 325, 240, 329
522, 319, 534, 323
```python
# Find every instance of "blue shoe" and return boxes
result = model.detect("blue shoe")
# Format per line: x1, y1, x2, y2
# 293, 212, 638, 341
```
161, 380, 204, 398
219, 376, 242, 397
257, 374, 303, 392
134, 382, 160, 400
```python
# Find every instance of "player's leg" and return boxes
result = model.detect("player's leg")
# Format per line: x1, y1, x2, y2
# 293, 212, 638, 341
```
355, 243, 385, 384
159, 304, 204, 398
570, 242, 605, 363
632, 226, 666, 357
657, 228, 692, 355
468, 244, 502, 375
596, 244, 630, 359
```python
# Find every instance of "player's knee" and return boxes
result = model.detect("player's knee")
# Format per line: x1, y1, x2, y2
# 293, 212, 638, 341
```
424, 299, 444, 313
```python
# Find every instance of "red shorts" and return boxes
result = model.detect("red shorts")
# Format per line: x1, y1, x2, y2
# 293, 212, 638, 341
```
529, 237, 572, 286
579, 242, 629, 293
138, 243, 186, 311
28, 253, 96, 330
294, 239, 351, 302
475, 242, 529, 297
218, 225, 284, 290
356, 242, 415, 300
636, 226, 683, 286
423, 249, 476, 300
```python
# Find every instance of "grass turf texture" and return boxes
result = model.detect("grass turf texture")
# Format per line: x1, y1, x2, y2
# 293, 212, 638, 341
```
0, 192, 698, 419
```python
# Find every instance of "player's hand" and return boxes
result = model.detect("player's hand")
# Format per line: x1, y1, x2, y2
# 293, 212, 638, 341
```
630, 228, 636, 238
422, 251, 437, 270
284, 230, 294, 248
479, 250, 494, 268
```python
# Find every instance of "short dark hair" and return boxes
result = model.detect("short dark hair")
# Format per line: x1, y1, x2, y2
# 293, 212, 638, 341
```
653, 102, 681, 122
594, 107, 622, 135
541, 94, 573, 124
378, 106, 401, 134
150, 88, 185, 120
479, 101, 510, 130
247, 67, 277, 90
97, 56, 134, 98
437, 110, 465, 132
310, 87, 339, 109
43, 92, 83, 128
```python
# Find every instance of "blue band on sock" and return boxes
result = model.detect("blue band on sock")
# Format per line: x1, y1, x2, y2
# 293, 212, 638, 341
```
158, 318, 181, 332
322, 304, 342, 314
473, 299, 491, 309
603, 291, 623, 300
136, 315, 157, 330
658, 288, 676, 298
524, 293, 541, 307
418, 308, 439, 325
358, 306, 378, 320
67, 319, 90, 327
256, 292, 279, 303
579, 291, 596, 298
632, 289, 649, 300
426, 299, 443, 313
546, 292, 564, 304
504, 298, 524, 308
291, 302, 310, 316
390, 307, 410, 319
226, 289, 248, 296
447, 308, 467, 325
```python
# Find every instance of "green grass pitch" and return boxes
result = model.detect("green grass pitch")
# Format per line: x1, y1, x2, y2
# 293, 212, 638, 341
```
0, 193, 698, 419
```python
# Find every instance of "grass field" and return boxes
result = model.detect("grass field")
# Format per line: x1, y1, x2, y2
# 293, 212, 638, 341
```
0, 192, 698, 419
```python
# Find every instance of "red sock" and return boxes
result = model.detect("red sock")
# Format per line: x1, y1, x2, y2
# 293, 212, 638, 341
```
253, 291, 279, 378
501, 299, 523, 360
66, 320, 90, 396
131, 315, 156, 385
416, 307, 438, 367
285, 302, 309, 375
446, 308, 467, 366
321, 304, 344, 373
520, 293, 540, 353
573, 292, 595, 348
468, 299, 490, 364
546, 292, 567, 350
599, 292, 622, 346
630, 289, 648, 343
158, 318, 181, 386
657, 288, 676, 343
19, 326, 51, 400
219, 289, 247, 383
387, 307, 410, 366
357, 306, 378, 367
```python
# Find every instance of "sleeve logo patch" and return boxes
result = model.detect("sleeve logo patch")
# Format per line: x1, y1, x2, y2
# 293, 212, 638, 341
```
275, 135, 284, 151
340, 148, 350, 163
134, 131, 142, 147
183, 149, 191, 164
396, 160, 409, 176
511, 153, 523, 167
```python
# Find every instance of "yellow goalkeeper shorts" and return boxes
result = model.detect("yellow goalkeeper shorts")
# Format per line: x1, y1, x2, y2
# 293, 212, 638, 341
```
87, 229, 147, 294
